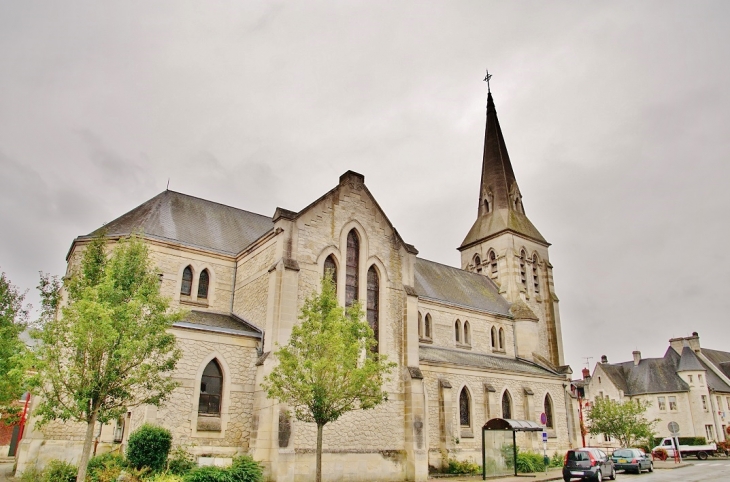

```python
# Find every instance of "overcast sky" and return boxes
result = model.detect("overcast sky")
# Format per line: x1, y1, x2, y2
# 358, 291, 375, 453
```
1, 1, 729, 374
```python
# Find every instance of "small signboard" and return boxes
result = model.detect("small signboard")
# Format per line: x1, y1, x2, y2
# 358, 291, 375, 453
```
668, 421, 680, 435
542, 431, 548, 443
540, 412, 547, 425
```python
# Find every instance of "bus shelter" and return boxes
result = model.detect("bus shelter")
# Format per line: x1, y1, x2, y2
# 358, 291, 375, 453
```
481, 418, 543, 479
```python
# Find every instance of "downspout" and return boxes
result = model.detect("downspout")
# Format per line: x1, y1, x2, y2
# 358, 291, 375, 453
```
710, 389, 722, 442
230, 262, 238, 313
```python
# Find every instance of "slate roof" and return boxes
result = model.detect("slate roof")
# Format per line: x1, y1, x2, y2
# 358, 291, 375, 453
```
461, 209, 548, 249
79, 190, 274, 256
677, 346, 704, 371
702, 348, 730, 379
174, 310, 262, 338
597, 348, 690, 396
413, 258, 512, 317
419, 345, 560, 378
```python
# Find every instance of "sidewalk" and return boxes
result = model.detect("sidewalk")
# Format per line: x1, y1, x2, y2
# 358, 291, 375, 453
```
428, 468, 564, 482
0, 462, 14, 482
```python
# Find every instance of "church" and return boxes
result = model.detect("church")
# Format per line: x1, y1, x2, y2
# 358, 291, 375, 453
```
17, 91, 577, 481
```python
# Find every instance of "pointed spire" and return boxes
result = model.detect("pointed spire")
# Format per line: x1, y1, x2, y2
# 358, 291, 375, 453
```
479, 92, 521, 216
459, 90, 548, 250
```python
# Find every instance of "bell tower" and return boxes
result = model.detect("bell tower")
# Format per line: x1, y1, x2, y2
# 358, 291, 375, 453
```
458, 88, 565, 367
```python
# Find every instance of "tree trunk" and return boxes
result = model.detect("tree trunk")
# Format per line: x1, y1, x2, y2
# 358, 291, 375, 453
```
316, 423, 324, 482
76, 410, 98, 482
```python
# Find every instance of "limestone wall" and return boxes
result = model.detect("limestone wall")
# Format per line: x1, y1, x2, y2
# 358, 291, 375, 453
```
417, 300, 514, 357
421, 365, 570, 468
233, 239, 276, 328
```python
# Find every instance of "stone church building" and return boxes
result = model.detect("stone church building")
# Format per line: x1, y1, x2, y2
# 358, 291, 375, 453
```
17, 92, 576, 481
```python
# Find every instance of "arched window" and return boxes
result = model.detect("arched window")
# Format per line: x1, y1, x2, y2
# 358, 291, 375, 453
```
544, 393, 554, 428
425, 314, 432, 339
499, 327, 505, 350
324, 255, 337, 291
418, 312, 423, 338
459, 387, 471, 426
366, 266, 379, 353
463, 321, 471, 345
519, 250, 527, 289
198, 269, 210, 299
532, 254, 540, 294
484, 198, 490, 213
199, 359, 222, 416
502, 390, 512, 419
181, 266, 193, 296
455, 320, 461, 343
474, 255, 482, 274
489, 250, 498, 276
491, 326, 497, 348
345, 230, 359, 306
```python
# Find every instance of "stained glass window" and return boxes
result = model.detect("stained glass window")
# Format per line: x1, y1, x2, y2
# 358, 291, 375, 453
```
181, 266, 193, 296
199, 360, 222, 415
345, 231, 359, 306
367, 266, 379, 353
460, 388, 470, 426
198, 269, 209, 299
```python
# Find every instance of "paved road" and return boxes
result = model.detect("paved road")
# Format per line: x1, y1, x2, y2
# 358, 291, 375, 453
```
613, 460, 730, 482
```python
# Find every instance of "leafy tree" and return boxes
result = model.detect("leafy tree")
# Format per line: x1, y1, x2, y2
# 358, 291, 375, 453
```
28, 233, 184, 482
586, 397, 657, 447
0, 270, 30, 417
262, 276, 395, 482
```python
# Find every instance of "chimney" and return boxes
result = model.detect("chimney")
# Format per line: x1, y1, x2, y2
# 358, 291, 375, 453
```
582, 367, 590, 380
687, 332, 701, 352
633, 351, 641, 366
601, 355, 608, 364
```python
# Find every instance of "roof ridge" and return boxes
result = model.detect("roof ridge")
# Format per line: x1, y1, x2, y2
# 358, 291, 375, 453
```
165, 190, 271, 220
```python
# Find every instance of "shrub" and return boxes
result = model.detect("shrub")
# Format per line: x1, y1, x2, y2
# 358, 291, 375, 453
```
445, 457, 480, 475
652, 447, 668, 461
229, 455, 264, 482
183, 466, 233, 482
127, 424, 173, 472
549, 451, 564, 468
43, 459, 77, 482
167, 446, 196, 475
87, 452, 126, 482
147, 474, 185, 482
18, 466, 44, 482
516, 451, 545, 473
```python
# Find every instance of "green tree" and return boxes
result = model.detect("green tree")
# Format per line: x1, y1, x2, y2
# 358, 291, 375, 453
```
0, 271, 30, 417
28, 233, 184, 482
262, 277, 395, 482
586, 397, 657, 447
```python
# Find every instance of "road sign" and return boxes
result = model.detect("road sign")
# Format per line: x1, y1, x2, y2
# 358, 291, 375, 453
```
542, 431, 548, 443
540, 412, 547, 425
668, 421, 680, 435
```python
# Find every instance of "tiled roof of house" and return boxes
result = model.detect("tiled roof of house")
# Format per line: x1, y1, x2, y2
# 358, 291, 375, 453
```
414, 258, 512, 317
79, 190, 274, 256
598, 348, 689, 396
677, 346, 705, 372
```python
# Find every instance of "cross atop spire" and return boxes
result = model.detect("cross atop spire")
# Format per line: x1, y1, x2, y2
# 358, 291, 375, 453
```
483, 69, 492, 93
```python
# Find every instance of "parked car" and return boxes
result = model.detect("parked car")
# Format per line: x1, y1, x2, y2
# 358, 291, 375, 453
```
563, 448, 616, 481
611, 448, 653, 474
